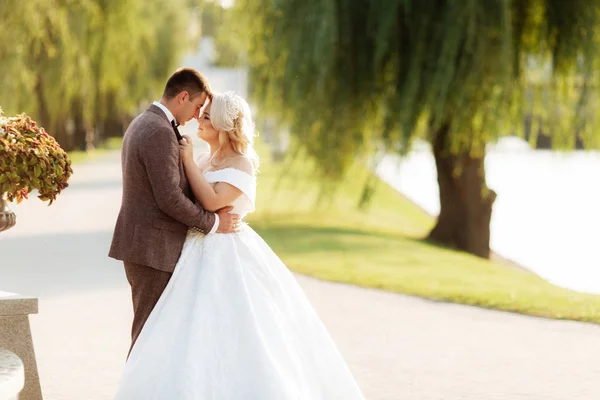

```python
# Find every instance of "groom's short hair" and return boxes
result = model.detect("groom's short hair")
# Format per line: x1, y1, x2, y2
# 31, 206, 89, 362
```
162, 67, 212, 100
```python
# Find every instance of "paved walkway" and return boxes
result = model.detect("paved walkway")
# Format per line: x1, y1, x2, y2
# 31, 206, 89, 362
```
1, 132, 599, 399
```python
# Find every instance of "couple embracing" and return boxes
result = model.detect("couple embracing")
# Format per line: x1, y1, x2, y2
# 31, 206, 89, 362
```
109, 68, 365, 399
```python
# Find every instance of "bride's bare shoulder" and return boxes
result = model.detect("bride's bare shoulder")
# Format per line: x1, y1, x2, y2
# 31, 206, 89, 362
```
222, 156, 256, 176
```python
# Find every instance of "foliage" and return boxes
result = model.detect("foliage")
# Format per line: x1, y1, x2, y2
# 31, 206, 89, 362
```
0, 0, 197, 151
238, 0, 600, 179
0, 110, 73, 204
199, 0, 247, 66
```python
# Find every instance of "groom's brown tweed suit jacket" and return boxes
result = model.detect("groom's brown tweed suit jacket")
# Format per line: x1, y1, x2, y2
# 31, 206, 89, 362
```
109, 104, 215, 272
108, 104, 215, 352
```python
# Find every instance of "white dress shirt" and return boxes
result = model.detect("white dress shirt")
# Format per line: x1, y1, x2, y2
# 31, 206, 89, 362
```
152, 101, 219, 234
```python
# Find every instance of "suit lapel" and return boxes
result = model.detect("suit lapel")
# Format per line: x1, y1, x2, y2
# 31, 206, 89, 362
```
146, 104, 170, 123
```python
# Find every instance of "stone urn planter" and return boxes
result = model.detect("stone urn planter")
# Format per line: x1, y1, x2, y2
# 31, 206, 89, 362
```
0, 109, 73, 232
0, 195, 16, 233
0, 109, 73, 399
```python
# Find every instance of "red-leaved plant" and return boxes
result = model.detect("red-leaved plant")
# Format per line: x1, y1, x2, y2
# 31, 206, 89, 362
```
0, 109, 73, 204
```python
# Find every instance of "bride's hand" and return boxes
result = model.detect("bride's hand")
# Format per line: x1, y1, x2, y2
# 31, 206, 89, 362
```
179, 135, 194, 162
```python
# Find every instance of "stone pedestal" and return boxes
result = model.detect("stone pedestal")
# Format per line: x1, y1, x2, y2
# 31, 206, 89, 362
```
0, 348, 24, 400
0, 195, 16, 233
0, 293, 42, 400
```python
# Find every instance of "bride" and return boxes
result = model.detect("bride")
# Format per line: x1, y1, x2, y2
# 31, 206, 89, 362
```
114, 91, 366, 399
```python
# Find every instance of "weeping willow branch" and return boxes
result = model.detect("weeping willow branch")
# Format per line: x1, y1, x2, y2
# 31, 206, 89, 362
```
239, 0, 600, 180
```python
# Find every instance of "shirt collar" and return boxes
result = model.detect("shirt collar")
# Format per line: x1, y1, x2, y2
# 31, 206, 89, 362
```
152, 101, 176, 124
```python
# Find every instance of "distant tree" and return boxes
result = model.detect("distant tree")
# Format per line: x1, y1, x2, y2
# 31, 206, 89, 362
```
0, 0, 196, 151
239, 0, 600, 258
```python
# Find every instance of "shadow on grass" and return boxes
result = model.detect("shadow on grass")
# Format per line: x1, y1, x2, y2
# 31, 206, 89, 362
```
250, 221, 435, 255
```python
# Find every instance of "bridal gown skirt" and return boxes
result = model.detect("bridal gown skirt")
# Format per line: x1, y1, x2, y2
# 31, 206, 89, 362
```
114, 224, 365, 399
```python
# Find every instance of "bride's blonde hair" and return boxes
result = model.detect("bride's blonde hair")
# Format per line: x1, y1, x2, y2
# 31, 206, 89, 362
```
209, 91, 259, 171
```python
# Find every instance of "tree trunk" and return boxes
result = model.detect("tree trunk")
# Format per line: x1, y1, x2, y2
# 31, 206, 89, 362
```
35, 75, 74, 150
103, 91, 125, 138
73, 100, 87, 151
103, 113, 124, 138
55, 120, 75, 152
73, 98, 94, 151
34, 74, 51, 132
427, 125, 496, 259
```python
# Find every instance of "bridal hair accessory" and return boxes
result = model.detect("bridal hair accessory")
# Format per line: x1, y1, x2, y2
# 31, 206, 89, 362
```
211, 91, 255, 140
211, 91, 241, 132
222, 91, 241, 125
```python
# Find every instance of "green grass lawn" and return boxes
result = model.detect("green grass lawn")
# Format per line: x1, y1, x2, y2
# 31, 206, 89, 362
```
67, 137, 123, 164
247, 145, 600, 324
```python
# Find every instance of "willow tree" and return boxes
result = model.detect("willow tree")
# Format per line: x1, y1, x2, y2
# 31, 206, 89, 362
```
0, 0, 195, 150
239, 0, 600, 258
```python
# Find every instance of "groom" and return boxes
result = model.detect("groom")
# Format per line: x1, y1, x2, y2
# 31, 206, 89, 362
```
109, 67, 239, 354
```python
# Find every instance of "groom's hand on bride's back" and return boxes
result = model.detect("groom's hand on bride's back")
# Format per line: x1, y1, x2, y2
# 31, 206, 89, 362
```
216, 206, 240, 234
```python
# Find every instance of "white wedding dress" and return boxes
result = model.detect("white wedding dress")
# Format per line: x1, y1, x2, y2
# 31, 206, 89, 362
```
114, 167, 365, 400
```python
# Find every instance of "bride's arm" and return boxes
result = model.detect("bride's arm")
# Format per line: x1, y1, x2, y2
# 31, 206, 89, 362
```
179, 136, 243, 212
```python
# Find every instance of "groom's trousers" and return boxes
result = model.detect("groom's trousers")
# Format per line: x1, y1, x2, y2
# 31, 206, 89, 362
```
124, 261, 172, 357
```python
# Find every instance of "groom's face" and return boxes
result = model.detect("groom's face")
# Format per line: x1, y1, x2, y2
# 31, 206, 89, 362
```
177, 91, 208, 125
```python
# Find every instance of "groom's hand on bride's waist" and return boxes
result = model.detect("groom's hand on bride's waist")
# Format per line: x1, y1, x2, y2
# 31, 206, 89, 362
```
216, 206, 240, 234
